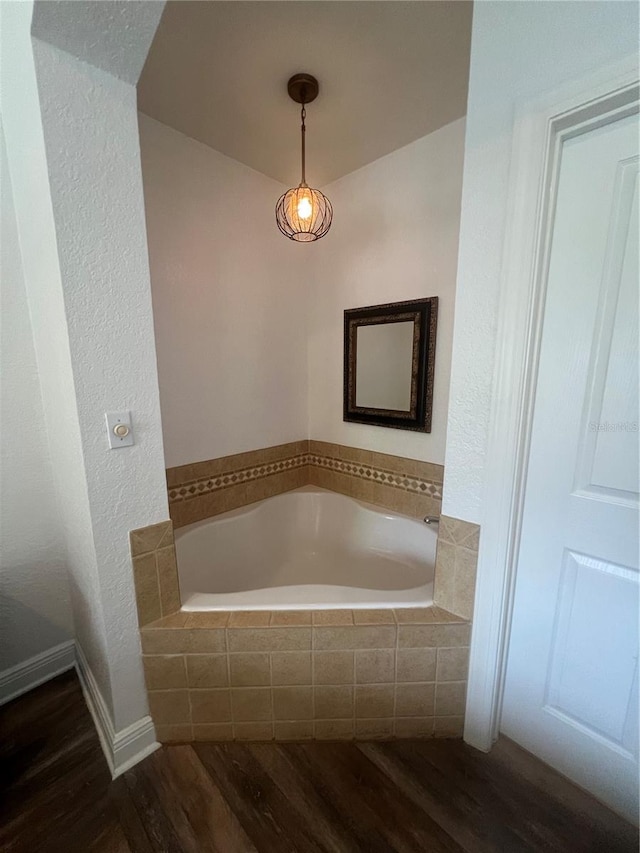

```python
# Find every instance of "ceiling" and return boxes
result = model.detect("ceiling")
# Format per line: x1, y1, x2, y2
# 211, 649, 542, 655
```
138, 2, 472, 187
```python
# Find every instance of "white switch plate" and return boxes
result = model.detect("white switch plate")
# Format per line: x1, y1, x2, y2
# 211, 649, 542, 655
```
105, 411, 134, 449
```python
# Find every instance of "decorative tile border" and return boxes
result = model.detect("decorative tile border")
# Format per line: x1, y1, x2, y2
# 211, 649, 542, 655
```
168, 454, 308, 503
165, 440, 444, 528
168, 452, 442, 504
139, 606, 470, 743
308, 453, 442, 499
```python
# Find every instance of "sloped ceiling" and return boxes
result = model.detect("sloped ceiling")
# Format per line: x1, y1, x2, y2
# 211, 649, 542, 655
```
138, 1, 472, 186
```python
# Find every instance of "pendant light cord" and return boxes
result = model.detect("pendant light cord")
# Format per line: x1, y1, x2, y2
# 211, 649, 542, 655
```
300, 104, 306, 186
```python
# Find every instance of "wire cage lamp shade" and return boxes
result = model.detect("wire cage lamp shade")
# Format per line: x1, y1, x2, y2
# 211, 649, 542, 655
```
276, 74, 333, 242
276, 184, 332, 242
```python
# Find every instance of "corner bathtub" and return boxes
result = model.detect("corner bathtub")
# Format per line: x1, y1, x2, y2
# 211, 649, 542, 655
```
175, 486, 436, 610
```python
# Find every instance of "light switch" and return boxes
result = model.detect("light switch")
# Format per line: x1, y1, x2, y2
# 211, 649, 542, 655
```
105, 411, 134, 449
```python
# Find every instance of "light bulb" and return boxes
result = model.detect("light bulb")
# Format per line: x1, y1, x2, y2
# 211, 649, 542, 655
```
297, 195, 313, 220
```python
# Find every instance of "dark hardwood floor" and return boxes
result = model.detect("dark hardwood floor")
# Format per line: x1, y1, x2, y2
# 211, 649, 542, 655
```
0, 671, 636, 852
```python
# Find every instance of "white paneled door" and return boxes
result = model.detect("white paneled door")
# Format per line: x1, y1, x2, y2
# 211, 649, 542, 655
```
501, 109, 639, 822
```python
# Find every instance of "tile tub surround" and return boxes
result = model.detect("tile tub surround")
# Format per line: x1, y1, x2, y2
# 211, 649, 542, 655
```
129, 520, 181, 627
140, 607, 470, 743
166, 440, 444, 528
433, 516, 481, 621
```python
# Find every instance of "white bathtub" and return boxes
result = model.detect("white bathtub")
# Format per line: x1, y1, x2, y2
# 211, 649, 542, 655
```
175, 486, 436, 610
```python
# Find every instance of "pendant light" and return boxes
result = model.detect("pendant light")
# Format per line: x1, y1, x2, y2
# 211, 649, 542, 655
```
276, 74, 333, 242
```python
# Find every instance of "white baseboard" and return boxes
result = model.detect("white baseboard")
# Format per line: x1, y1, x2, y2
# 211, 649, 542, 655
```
74, 642, 160, 778
0, 640, 76, 705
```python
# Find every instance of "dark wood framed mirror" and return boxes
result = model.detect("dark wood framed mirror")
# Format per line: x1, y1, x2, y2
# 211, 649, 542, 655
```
343, 297, 438, 433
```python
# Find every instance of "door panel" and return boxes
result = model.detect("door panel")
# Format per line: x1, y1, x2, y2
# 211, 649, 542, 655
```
501, 110, 639, 822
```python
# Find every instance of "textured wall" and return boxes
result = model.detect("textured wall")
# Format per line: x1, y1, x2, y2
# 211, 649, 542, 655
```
0, 122, 73, 671
0, 1, 113, 705
308, 119, 466, 465
443, 0, 639, 524
139, 115, 308, 468
32, 39, 170, 730
1, 0, 169, 734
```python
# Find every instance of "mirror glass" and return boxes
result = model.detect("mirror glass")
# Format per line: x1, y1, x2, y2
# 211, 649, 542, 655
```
355, 321, 415, 411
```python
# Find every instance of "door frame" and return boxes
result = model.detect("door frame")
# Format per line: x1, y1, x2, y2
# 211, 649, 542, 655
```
464, 56, 639, 752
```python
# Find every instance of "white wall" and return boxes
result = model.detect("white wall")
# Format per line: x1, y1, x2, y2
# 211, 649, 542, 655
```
1, 1, 168, 747
0, 121, 73, 672
309, 118, 466, 464
443, 1, 639, 523
139, 115, 308, 469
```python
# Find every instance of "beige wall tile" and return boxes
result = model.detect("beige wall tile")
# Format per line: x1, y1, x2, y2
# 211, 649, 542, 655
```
229, 653, 271, 687
313, 651, 354, 685
148, 690, 190, 724
132, 553, 161, 627
227, 628, 311, 653
192, 723, 234, 741
395, 683, 435, 717
370, 481, 407, 515
234, 722, 274, 741
412, 494, 442, 520
171, 497, 218, 528
429, 607, 464, 624
185, 612, 229, 628
270, 611, 312, 626
263, 441, 307, 463
141, 628, 226, 655
166, 463, 197, 489
306, 464, 320, 485
407, 459, 444, 484
149, 612, 190, 628
396, 649, 437, 683
436, 647, 470, 682
143, 656, 187, 690
312, 610, 354, 626
273, 686, 313, 720
394, 608, 437, 624
308, 439, 340, 458
355, 650, 395, 684
155, 723, 193, 743
275, 721, 313, 741
453, 547, 478, 621
231, 688, 272, 722
439, 516, 480, 548
314, 686, 354, 719
435, 682, 467, 716
355, 718, 394, 739
186, 655, 229, 688
314, 719, 354, 740
130, 520, 173, 556
355, 685, 394, 719
395, 717, 435, 738
271, 652, 312, 685
314, 626, 396, 650
349, 477, 374, 503
307, 466, 330, 489
398, 623, 471, 649
156, 546, 181, 617
335, 445, 373, 466
190, 689, 232, 723
223, 484, 248, 513
243, 477, 275, 506
228, 611, 271, 627
433, 716, 465, 738
353, 610, 395, 625
433, 540, 456, 614
175, 628, 228, 654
